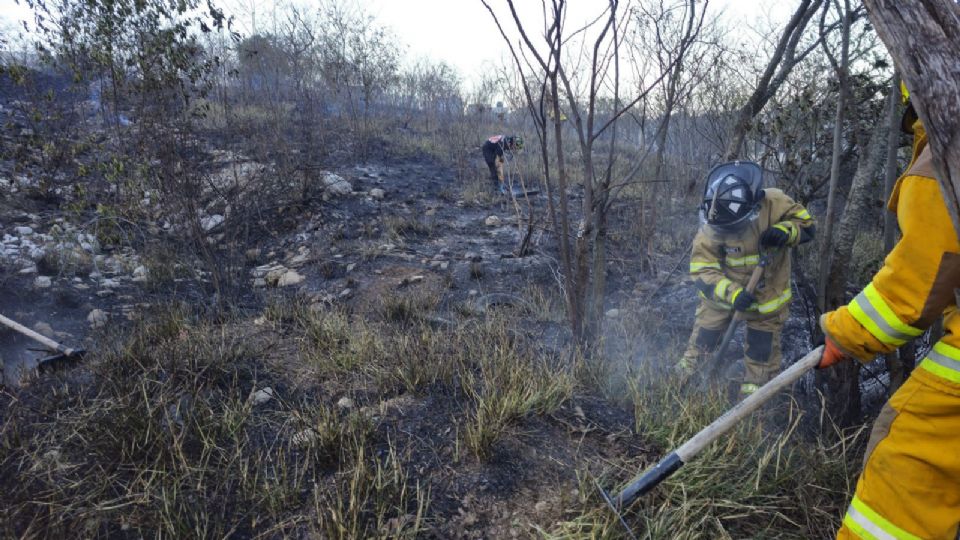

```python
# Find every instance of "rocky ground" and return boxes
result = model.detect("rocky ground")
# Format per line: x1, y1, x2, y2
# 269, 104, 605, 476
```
1, 93, 857, 537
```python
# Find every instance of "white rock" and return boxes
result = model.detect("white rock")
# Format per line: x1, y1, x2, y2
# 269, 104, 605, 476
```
337, 397, 355, 410
201, 214, 225, 232
605, 308, 621, 319
339, 288, 352, 298
252, 387, 274, 406
15, 226, 33, 236
132, 265, 148, 283
32, 322, 55, 337
253, 278, 267, 288
484, 215, 502, 227
370, 188, 386, 200
87, 309, 108, 327
322, 172, 353, 196
33, 276, 52, 288
277, 270, 305, 287
264, 266, 289, 285
291, 429, 318, 447
288, 252, 310, 266
346, 263, 356, 273
399, 275, 425, 286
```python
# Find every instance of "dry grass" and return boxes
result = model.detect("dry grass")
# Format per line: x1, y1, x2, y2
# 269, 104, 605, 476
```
0, 303, 428, 538
546, 368, 864, 539
1, 288, 863, 538
384, 215, 435, 242
459, 319, 575, 459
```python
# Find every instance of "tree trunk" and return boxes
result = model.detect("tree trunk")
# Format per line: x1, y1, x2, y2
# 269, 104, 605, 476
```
881, 73, 906, 394
825, 118, 885, 309
864, 1, 960, 238
817, 1, 851, 312
819, 118, 887, 426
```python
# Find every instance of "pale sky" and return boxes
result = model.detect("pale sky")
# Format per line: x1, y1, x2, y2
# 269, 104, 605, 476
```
1, 0, 795, 85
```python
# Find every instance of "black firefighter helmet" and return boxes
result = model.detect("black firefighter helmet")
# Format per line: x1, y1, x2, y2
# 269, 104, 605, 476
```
699, 160, 764, 231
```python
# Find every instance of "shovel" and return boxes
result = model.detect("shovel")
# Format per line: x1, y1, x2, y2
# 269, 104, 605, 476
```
599, 345, 824, 537
0, 313, 86, 372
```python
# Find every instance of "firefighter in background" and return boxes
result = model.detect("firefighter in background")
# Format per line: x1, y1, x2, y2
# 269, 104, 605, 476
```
678, 161, 815, 395
820, 83, 960, 539
481, 134, 523, 193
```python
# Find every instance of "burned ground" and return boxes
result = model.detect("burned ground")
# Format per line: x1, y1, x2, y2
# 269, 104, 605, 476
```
0, 131, 862, 538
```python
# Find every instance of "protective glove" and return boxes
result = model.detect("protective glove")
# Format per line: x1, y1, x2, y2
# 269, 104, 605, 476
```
817, 336, 847, 369
731, 288, 756, 312
760, 225, 791, 248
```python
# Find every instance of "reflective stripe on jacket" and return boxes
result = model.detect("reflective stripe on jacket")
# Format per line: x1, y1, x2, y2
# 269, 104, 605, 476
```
689, 188, 814, 313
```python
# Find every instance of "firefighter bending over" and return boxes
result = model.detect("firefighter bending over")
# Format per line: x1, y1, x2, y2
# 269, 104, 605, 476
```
678, 161, 815, 395
481, 134, 523, 194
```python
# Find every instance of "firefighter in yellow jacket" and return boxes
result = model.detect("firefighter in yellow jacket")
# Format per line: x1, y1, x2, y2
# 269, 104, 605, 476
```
820, 85, 960, 539
679, 161, 815, 395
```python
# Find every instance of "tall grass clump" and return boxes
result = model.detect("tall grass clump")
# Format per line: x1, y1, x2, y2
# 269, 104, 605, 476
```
549, 368, 866, 539
459, 319, 575, 459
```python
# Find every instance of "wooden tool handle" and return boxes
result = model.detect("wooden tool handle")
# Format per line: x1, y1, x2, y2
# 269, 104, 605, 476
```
744, 262, 765, 293
0, 314, 73, 355
615, 346, 824, 507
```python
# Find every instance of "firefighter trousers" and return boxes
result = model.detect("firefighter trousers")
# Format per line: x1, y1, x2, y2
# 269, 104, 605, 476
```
836, 337, 960, 539
679, 300, 788, 388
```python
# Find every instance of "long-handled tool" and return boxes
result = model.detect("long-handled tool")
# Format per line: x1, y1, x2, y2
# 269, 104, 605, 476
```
599, 345, 824, 536
0, 313, 86, 372
705, 251, 772, 382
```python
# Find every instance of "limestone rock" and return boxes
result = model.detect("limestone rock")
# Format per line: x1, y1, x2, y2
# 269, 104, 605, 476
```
322, 172, 352, 196
399, 275, 424, 286
33, 276, 51, 288
263, 265, 289, 286
277, 270, 305, 287
337, 397, 355, 410
252, 387, 274, 406
87, 309, 108, 327
32, 321, 55, 337
370, 188, 386, 200
201, 214, 224, 232
484, 215, 502, 227
291, 429, 318, 447
132, 265, 149, 283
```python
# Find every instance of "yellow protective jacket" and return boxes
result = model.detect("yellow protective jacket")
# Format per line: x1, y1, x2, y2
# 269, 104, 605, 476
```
821, 123, 960, 364
689, 188, 815, 314
825, 120, 960, 540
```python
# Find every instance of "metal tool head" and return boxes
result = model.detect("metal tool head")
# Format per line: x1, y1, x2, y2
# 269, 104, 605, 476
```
36, 349, 86, 373
595, 479, 637, 540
